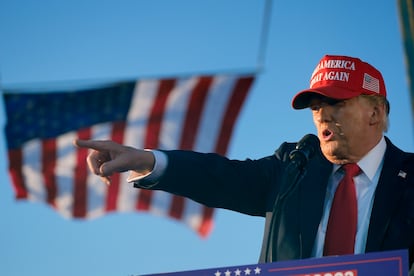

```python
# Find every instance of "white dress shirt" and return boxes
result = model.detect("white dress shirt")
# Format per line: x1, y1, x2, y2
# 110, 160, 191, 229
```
311, 136, 387, 257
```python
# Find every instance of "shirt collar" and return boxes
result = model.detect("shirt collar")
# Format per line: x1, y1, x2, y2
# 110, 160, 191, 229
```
357, 136, 386, 181
332, 136, 387, 181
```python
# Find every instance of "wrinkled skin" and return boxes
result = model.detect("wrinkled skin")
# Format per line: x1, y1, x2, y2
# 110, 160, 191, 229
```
309, 95, 385, 164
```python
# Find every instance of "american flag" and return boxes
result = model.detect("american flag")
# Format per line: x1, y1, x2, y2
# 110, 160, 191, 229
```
4, 74, 255, 237
362, 73, 380, 93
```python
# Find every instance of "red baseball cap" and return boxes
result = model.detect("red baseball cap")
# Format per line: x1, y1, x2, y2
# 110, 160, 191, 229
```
292, 55, 387, 109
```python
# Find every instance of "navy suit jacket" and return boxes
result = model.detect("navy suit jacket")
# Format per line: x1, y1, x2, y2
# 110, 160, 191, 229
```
140, 136, 414, 270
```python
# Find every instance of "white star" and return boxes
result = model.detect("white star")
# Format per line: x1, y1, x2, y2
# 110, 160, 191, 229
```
254, 267, 261, 274
244, 268, 251, 275
234, 268, 242, 276
225, 269, 231, 276
214, 270, 221, 276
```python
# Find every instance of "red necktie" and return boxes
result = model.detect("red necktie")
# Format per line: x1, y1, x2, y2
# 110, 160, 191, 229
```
324, 163, 361, 256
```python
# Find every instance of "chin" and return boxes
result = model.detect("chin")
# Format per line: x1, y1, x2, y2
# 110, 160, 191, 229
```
321, 143, 346, 163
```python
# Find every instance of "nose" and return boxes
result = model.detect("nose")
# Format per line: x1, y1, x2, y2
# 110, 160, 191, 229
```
313, 105, 333, 123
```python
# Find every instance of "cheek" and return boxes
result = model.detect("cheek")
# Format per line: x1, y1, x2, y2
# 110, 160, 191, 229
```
346, 113, 369, 130
338, 115, 371, 147
312, 112, 320, 126
339, 108, 366, 127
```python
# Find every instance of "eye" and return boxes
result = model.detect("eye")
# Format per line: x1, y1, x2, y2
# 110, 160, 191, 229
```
325, 98, 342, 106
330, 99, 346, 107
310, 104, 321, 111
310, 99, 345, 111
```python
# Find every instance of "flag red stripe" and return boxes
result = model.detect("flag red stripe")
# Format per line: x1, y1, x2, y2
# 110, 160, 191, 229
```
8, 149, 27, 199
73, 128, 92, 217
169, 77, 213, 219
42, 139, 57, 207
106, 121, 126, 212
137, 79, 176, 211
179, 76, 213, 150
215, 76, 254, 154
136, 190, 154, 211
169, 197, 186, 219
144, 79, 176, 148
198, 206, 215, 238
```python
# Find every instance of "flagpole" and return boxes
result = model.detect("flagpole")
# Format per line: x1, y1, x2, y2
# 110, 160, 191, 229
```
398, 0, 414, 138
3, 2, 268, 91
257, 0, 273, 72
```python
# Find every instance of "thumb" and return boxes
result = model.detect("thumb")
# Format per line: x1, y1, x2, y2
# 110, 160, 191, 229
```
98, 155, 132, 176
99, 160, 118, 177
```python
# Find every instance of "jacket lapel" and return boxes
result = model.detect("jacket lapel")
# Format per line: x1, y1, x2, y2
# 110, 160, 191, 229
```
299, 149, 332, 258
365, 137, 407, 252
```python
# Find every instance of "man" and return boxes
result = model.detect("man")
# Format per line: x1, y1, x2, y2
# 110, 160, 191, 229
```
75, 55, 414, 272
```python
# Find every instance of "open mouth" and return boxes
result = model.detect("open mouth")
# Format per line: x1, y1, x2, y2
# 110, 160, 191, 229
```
322, 129, 334, 140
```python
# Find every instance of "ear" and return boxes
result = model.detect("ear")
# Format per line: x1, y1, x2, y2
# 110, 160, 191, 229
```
369, 103, 385, 126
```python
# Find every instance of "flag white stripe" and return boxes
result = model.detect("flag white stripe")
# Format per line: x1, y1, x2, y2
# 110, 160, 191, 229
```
116, 172, 137, 212
150, 190, 173, 216
158, 77, 197, 149
55, 131, 77, 218
182, 199, 204, 231
22, 139, 45, 202
125, 80, 159, 149
194, 75, 237, 152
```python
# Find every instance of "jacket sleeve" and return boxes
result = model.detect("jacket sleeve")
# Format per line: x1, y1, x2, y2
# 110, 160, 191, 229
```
137, 149, 289, 217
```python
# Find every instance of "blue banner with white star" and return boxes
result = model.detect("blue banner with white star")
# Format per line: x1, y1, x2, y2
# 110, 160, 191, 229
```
142, 250, 407, 276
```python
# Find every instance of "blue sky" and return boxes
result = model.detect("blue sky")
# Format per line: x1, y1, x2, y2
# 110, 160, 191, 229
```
0, 1, 413, 276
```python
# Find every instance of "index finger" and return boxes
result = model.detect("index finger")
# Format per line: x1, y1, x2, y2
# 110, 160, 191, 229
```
73, 139, 114, 151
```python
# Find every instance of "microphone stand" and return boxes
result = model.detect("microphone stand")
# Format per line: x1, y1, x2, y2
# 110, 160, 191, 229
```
263, 134, 319, 262
264, 155, 308, 262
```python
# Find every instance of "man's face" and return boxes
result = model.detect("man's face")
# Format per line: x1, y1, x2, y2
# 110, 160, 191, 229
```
309, 95, 377, 164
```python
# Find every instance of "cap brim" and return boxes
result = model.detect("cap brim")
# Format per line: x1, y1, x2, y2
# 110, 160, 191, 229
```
291, 86, 361, 109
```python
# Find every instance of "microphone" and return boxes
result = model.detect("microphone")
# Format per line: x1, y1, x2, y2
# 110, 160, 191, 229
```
288, 134, 320, 170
